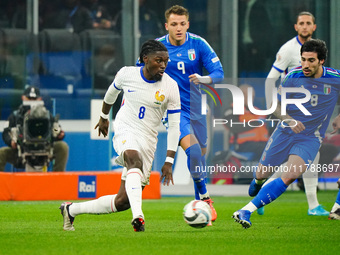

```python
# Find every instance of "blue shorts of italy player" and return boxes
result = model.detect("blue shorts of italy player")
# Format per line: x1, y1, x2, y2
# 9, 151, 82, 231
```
259, 127, 321, 168
179, 114, 207, 148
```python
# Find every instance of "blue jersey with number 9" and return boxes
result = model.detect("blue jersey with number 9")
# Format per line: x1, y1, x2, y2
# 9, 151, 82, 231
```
155, 33, 224, 120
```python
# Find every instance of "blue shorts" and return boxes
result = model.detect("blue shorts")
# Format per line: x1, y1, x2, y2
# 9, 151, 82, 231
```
179, 114, 207, 148
259, 127, 321, 166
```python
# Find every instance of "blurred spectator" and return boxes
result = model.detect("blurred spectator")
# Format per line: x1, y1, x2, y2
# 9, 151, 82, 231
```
10, 0, 60, 30
42, 0, 93, 33
9, 0, 26, 28
114, 0, 164, 36
239, 0, 274, 75
0, 0, 11, 28
94, 44, 119, 78
224, 84, 269, 161
0, 86, 69, 172
93, 43, 122, 118
82, 0, 114, 30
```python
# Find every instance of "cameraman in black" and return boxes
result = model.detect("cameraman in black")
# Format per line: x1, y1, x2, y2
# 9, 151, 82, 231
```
0, 86, 69, 172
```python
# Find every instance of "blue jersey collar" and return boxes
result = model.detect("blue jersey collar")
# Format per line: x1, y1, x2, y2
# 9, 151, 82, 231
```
295, 36, 303, 46
140, 67, 156, 83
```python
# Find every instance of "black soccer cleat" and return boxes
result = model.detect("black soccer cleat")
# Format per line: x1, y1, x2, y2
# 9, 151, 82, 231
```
329, 208, 340, 220
131, 217, 145, 232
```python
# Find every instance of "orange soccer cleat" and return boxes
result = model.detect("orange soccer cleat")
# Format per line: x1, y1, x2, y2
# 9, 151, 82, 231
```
202, 197, 217, 222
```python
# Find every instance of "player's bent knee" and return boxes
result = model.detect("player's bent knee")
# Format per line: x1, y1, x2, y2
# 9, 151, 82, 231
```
114, 195, 130, 211
124, 150, 143, 170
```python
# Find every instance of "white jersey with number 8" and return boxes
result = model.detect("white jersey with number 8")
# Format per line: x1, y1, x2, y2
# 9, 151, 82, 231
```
104, 66, 181, 180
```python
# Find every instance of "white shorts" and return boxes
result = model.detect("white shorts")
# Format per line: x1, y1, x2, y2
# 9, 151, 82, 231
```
113, 132, 156, 186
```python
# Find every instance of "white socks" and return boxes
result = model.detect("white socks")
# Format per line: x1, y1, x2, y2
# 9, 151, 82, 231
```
125, 168, 144, 219
331, 202, 340, 212
303, 168, 319, 210
68, 168, 144, 220
69, 194, 117, 217
303, 152, 320, 210
199, 192, 210, 200
241, 202, 258, 213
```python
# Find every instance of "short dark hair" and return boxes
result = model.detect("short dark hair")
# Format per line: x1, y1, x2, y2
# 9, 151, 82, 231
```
139, 40, 168, 64
165, 5, 189, 22
296, 11, 315, 24
301, 39, 328, 62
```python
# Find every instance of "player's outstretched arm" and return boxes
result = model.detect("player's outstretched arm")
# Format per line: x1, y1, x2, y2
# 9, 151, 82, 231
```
189, 73, 212, 85
161, 111, 180, 185
95, 80, 121, 137
160, 150, 176, 186
95, 118, 109, 137
265, 67, 281, 108
94, 101, 113, 137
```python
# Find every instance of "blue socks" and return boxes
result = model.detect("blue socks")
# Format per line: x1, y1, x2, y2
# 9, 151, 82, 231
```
194, 179, 207, 199
194, 182, 200, 200
194, 154, 208, 199
251, 178, 288, 208
186, 144, 207, 199
185, 144, 202, 178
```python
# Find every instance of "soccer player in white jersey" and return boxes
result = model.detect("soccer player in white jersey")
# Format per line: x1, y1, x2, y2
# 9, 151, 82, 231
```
265, 12, 316, 107
261, 12, 328, 216
59, 40, 181, 232
233, 39, 340, 228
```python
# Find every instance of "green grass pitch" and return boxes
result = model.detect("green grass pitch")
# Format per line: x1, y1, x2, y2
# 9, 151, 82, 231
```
0, 190, 339, 255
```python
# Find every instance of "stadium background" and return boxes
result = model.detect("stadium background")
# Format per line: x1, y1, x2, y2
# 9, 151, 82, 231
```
0, 0, 339, 193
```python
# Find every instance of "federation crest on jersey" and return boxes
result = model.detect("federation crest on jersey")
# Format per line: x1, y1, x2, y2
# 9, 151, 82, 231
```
154, 90, 165, 105
323, 84, 331, 95
188, 49, 196, 61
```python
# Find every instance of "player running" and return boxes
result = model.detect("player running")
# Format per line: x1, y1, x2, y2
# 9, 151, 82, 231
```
156, 5, 224, 222
233, 39, 340, 228
60, 40, 181, 232
262, 12, 328, 216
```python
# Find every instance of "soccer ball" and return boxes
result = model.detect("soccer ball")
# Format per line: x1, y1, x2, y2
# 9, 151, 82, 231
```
183, 200, 212, 228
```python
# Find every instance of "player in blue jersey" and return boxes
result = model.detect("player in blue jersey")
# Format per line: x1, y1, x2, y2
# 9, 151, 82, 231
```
232, 39, 340, 228
263, 13, 329, 217
158, 5, 224, 222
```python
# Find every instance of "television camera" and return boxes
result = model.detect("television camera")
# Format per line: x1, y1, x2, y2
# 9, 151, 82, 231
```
11, 101, 60, 172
